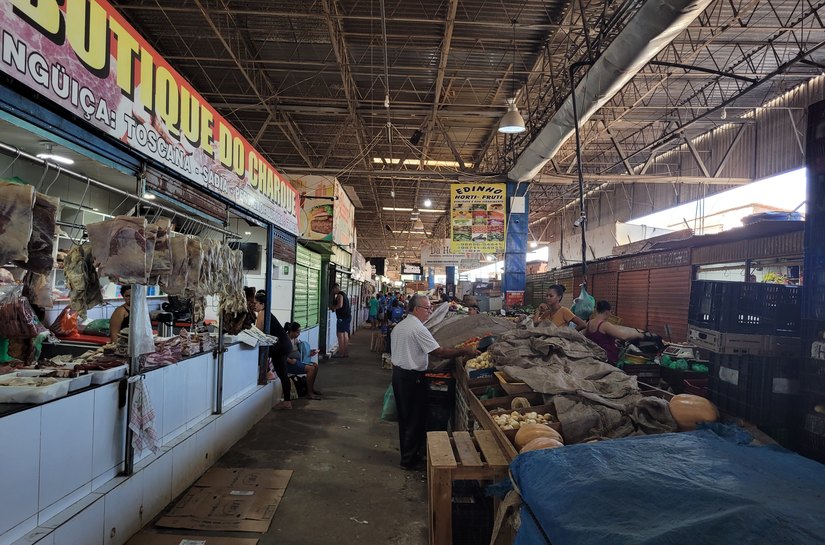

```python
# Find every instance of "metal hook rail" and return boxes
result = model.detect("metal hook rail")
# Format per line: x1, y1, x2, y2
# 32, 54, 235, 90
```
0, 140, 241, 239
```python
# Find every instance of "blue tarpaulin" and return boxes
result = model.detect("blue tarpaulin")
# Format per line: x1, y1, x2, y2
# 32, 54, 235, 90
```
510, 427, 825, 545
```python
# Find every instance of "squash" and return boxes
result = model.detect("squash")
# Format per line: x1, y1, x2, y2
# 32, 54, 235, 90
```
668, 394, 719, 431
514, 423, 563, 449
520, 437, 564, 453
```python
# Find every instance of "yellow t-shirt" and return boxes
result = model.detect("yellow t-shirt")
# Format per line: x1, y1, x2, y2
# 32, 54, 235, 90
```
544, 306, 576, 327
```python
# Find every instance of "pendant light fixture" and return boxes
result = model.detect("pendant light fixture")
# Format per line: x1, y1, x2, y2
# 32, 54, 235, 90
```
498, 20, 526, 134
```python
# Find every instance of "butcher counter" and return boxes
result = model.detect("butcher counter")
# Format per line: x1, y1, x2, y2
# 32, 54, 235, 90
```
0, 341, 273, 545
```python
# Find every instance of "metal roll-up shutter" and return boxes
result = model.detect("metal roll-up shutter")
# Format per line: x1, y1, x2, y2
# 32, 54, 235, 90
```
617, 270, 650, 331
648, 266, 692, 342
591, 272, 619, 313
273, 228, 296, 264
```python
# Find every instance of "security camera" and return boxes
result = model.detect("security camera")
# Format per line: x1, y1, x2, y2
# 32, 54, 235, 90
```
573, 215, 586, 228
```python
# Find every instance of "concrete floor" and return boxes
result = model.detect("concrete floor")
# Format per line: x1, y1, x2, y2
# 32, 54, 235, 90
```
145, 327, 429, 544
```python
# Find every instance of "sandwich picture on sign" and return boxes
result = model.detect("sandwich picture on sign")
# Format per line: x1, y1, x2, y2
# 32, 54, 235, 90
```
309, 204, 334, 236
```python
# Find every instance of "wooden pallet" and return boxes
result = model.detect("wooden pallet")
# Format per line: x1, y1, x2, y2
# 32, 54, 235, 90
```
427, 430, 509, 545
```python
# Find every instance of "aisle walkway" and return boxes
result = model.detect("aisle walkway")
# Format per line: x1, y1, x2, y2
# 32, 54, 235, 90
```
191, 328, 427, 544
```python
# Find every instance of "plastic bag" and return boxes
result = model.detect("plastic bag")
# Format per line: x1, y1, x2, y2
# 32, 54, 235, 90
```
0, 283, 48, 338
571, 285, 595, 321
380, 384, 398, 421
82, 319, 111, 336
50, 306, 79, 337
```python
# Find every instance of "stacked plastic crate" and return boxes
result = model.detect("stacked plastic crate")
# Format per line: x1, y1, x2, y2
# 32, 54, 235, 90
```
687, 280, 801, 447
800, 100, 825, 462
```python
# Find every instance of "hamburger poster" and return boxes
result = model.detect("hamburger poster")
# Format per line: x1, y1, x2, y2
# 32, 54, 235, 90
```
289, 175, 355, 246
450, 183, 506, 253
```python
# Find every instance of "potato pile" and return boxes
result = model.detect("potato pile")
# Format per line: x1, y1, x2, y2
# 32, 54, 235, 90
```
466, 352, 494, 369
492, 411, 554, 431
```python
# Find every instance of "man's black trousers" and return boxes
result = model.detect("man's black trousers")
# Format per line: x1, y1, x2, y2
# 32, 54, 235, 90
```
392, 366, 428, 467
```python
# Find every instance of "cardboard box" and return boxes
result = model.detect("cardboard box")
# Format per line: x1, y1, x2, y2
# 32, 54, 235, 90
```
156, 468, 292, 533
126, 534, 259, 545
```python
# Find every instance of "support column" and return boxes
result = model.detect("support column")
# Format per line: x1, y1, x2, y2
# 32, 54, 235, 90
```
503, 182, 529, 307
428, 268, 435, 290
446, 266, 456, 298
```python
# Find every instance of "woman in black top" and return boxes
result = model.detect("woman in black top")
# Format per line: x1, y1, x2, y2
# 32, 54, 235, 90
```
254, 291, 294, 409
109, 285, 131, 343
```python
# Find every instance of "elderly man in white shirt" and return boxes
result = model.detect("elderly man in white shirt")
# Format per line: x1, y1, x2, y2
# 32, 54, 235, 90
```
390, 294, 480, 470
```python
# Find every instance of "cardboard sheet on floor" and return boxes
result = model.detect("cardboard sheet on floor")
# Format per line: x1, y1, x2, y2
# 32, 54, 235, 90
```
156, 468, 293, 533
126, 534, 258, 545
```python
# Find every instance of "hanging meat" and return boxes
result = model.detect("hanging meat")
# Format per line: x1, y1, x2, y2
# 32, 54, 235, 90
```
159, 235, 188, 296
63, 243, 104, 319
0, 180, 36, 265
219, 248, 246, 314
144, 223, 158, 279
87, 216, 149, 284
184, 237, 203, 294
23, 270, 55, 309
14, 192, 58, 274
198, 238, 216, 294
149, 218, 172, 277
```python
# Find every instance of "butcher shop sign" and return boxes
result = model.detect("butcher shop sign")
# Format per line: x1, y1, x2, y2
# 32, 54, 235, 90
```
0, 0, 300, 234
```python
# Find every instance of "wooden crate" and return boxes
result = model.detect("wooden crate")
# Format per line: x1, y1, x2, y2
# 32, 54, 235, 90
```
427, 430, 509, 545
494, 371, 533, 395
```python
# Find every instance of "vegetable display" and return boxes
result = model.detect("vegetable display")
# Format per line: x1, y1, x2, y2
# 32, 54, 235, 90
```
668, 394, 719, 431
515, 423, 564, 449
492, 411, 555, 431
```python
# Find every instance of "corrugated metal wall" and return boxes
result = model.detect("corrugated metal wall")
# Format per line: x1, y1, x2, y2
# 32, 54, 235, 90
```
749, 232, 803, 259
617, 270, 650, 331
591, 272, 619, 313
647, 266, 692, 342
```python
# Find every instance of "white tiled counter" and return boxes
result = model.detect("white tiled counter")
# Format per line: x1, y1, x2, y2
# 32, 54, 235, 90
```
0, 343, 270, 545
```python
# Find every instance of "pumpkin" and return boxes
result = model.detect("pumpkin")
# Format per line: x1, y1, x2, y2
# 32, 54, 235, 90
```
669, 394, 719, 431
520, 437, 564, 453
514, 423, 563, 449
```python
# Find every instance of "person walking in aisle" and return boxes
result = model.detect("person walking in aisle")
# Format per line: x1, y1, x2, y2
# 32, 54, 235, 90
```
390, 294, 480, 470
255, 291, 294, 409
330, 283, 351, 358
368, 294, 380, 329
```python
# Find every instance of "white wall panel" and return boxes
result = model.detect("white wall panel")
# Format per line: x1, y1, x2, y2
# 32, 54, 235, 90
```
91, 383, 125, 485
39, 394, 94, 513
52, 497, 103, 545
0, 408, 41, 537
102, 474, 143, 545
139, 453, 172, 523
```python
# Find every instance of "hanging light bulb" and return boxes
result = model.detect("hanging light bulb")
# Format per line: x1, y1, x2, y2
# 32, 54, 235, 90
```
414, 218, 425, 230
499, 98, 526, 133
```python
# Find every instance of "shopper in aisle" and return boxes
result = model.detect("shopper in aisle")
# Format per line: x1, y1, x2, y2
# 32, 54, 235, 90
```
109, 285, 131, 342
390, 294, 480, 470
585, 300, 646, 364
254, 291, 294, 409
330, 283, 351, 358
389, 299, 405, 323
285, 321, 322, 399
368, 294, 380, 329
533, 284, 586, 331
